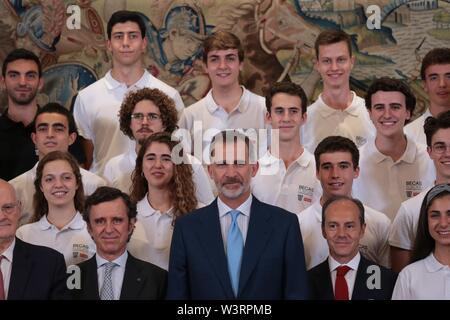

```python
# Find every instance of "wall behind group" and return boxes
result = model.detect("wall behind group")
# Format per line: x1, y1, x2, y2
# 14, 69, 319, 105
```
1, 0, 449, 119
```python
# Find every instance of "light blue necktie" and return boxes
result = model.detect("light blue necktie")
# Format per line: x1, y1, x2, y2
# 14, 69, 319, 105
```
100, 262, 117, 300
227, 210, 244, 297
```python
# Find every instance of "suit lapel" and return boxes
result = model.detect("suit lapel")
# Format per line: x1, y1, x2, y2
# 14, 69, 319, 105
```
238, 198, 272, 295
352, 256, 369, 300
197, 200, 234, 298
120, 254, 144, 299
316, 260, 335, 300
81, 256, 101, 300
8, 238, 32, 299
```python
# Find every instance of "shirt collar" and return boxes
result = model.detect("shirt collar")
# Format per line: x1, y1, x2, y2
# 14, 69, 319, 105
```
1, 238, 16, 263
138, 194, 175, 218
367, 135, 417, 164
104, 69, 151, 90
96, 250, 128, 269
261, 148, 313, 169
205, 86, 249, 114
38, 212, 86, 231
328, 252, 361, 272
317, 91, 360, 118
424, 252, 450, 273
217, 194, 252, 218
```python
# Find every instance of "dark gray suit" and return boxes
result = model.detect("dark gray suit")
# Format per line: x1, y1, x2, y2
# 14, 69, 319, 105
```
72, 253, 167, 300
308, 255, 397, 300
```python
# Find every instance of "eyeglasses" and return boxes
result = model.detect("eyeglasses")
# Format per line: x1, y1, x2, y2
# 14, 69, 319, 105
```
431, 143, 450, 154
1, 201, 20, 215
130, 112, 161, 122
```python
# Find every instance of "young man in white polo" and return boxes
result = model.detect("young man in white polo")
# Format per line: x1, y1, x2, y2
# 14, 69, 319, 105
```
404, 48, 450, 144
73, 11, 184, 176
178, 30, 267, 160
353, 77, 435, 221
301, 30, 375, 153
389, 110, 450, 272
298, 136, 391, 270
251, 81, 320, 213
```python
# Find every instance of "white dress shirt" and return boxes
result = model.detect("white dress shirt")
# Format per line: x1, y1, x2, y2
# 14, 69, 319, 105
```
329, 252, 361, 300
96, 251, 128, 300
0, 238, 15, 299
218, 194, 252, 252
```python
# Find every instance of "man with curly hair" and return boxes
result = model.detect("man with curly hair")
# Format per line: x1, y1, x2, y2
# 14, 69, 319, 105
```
104, 87, 213, 205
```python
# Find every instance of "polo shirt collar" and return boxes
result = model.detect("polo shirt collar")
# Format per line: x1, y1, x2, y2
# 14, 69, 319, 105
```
138, 194, 175, 218
260, 148, 313, 169
368, 135, 417, 164
38, 212, 86, 231
317, 91, 360, 118
425, 253, 450, 273
206, 86, 249, 114
104, 69, 152, 90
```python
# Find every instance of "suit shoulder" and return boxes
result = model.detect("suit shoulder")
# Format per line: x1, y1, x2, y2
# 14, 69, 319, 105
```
129, 254, 167, 277
16, 238, 65, 261
308, 259, 328, 276
174, 203, 213, 225
360, 257, 397, 280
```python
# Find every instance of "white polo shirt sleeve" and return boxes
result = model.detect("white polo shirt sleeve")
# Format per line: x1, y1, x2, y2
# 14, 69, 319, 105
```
73, 92, 92, 141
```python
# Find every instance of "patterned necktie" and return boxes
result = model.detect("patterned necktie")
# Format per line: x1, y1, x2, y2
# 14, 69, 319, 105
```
335, 265, 351, 300
0, 256, 5, 300
100, 262, 117, 300
226, 210, 244, 297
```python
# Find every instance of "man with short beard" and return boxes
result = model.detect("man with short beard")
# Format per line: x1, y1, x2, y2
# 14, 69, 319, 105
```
0, 49, 42, 180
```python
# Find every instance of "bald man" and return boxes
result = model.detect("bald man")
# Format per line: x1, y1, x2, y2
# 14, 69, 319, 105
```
0, 179, 68, 299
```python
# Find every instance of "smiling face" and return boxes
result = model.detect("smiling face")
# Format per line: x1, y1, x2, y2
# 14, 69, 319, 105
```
87, 198, 135, 261
428, 128, 450, 182
205, 49, 243, 89
369, 90, 411, 138
423, 64, 450, 110
315, 41, 354, 90
107, 21, 147, 68
1, 59, 43, 106
40, 160, 78, 208
317, 151, 359, 201
427, 194, 450, 248
32, 113, 76, 159
142, 142, 174, 190
322, 199, 366, 264
267, 92, 306, 143
130, 99, 165, 145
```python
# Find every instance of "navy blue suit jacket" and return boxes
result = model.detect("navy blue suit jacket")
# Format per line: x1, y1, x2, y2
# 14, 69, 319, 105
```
8, 238, 68, 300
167, 197, 309, 300
308, 255, 397, 300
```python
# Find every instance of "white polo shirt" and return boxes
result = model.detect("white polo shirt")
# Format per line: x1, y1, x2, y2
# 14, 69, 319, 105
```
353, 136, 435, 221
297, 201, 391, 270
404, 109, 432, 146
389, 186, 431, 250
15, 212, 96, 266
178, 86, 267, 161
301, 92, 375, 153
251, 149, 321, 214
73, 69, 184, 175
9, 162, 107, 225
392, 253, 450, 300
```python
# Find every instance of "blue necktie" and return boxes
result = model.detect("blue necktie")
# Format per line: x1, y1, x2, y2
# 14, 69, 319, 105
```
227, 210, 244, 297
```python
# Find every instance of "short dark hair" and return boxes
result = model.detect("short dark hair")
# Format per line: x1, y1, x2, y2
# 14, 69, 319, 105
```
83, 186, 137, 224
265, 81, 308, 114
203, 30, 244, 64
119, 88, 178, 139
210, 130, 256, 164
107, 10, 146, 40
321, 195, 365, 228
424, 110, 450, 147
315, 29, 352, 59
32, 103, 78, 135
420, 48, 450, 80
2, 48, 42, 77
314, 136, 359, 171
365, 77, 416, 116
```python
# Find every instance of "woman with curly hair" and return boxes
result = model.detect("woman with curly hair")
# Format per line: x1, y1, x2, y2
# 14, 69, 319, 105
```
129, 132, 201, 270
16, 151, 96, 266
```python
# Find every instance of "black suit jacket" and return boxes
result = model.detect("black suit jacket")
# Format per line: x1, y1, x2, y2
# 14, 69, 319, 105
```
308, 255, 397, 300
8, 238, 68, 300
72, 253, 167, 300
167, 197, 309, 300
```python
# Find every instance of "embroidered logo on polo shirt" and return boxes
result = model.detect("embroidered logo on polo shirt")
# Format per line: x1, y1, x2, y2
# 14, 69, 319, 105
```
355, 136, 367, 147
405, 180, 422, 198
298, 185, 314, 203
73, 243, 91, 260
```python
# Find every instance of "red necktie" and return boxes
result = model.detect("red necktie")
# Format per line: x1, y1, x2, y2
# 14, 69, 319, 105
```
0, 255, 5, 300
335, 265, 351, 300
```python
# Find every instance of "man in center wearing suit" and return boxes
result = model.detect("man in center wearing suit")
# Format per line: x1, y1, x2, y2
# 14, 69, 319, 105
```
308, 195, 397, 300
167, 130, 309, 300
72, 186, 167, 300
